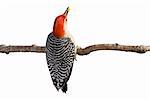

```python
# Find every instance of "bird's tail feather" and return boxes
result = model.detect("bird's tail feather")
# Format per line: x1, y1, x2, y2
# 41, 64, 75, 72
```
61, 83, 67, 93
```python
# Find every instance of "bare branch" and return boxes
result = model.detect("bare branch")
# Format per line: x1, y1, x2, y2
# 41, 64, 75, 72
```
77, 44, 150, 55
0, 45, 45, 54
0, 44, 150, 55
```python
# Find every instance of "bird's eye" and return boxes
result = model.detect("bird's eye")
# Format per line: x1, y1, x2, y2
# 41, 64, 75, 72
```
66, 19, 67, 21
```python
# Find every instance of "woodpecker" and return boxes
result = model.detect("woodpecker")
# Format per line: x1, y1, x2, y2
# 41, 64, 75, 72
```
46, 7, 76, 93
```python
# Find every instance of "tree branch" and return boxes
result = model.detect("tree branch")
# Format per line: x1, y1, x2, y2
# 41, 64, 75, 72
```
0, 44, 150, 55
0, 45, 45, 54
77, 43, 150, 55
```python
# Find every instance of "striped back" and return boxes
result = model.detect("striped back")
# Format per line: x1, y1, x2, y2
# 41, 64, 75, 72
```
46, 33, 75, 90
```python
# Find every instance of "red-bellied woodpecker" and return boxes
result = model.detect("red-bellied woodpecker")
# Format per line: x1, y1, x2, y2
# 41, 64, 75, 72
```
46, 7, 76, 93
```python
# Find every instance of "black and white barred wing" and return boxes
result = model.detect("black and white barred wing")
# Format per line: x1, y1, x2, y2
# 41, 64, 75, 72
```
46, 33, 75, 91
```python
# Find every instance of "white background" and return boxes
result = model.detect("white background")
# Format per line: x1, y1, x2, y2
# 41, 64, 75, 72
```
0, 0, 150, 99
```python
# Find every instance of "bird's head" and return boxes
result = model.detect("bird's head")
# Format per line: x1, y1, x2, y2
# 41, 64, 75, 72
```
53, 7, 70, 38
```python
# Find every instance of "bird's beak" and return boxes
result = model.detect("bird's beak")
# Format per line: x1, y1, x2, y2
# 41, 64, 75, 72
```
63, 7, 70, 16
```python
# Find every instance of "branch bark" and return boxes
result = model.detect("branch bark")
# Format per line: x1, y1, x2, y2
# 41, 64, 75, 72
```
0, 44, 150, 55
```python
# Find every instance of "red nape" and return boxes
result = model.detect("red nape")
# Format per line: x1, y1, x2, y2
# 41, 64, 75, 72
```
53, 15, 66, 38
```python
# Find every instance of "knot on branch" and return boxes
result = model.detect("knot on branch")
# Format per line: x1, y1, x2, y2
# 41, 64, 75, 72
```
134, 45, 146, 53
0, 45, 10, 54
